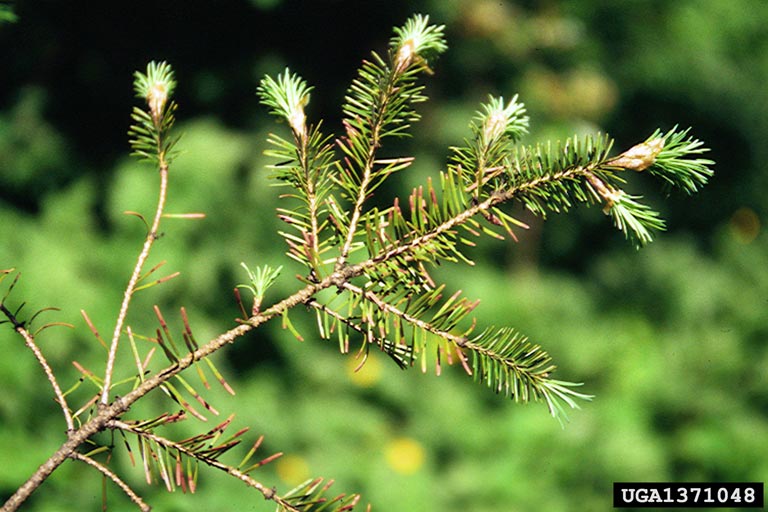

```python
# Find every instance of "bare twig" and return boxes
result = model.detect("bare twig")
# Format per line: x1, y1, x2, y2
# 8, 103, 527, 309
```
70, 452, 151, 512
101, 161, 169, 407
0, 303, 74, 432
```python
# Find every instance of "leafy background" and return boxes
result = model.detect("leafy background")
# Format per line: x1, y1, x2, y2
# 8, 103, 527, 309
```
1, 1, 766, 510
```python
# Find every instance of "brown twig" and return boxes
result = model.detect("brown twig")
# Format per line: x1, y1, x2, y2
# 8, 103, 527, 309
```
0, 303, 74, 432
70, 452, 151, 512
101, 161, 169, 407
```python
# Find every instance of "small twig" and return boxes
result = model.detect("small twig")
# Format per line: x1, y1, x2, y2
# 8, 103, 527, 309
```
70, 452, 151, 512
101, 162, 169, 407
335, 62, 400, 271
351, 165, 595, 275
0, 303, 74, 432
294, 121, 324, 272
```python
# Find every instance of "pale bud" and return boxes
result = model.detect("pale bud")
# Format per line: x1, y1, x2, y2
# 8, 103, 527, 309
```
483, 110, 508, 144
288, 101, 307, 137
395, 39, 415, 72
147, 82, 168, 122
608, 137, 665, 171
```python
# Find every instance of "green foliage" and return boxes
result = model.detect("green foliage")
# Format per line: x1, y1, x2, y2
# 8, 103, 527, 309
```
643, 127, 714, 194
237, 262, 283, 314
0, 89, 73, 199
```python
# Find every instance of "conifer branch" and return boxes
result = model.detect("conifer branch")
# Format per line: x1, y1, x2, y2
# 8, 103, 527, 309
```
111, 418, 362, 512
102, 62, 180, 407
333, 14, 447, 270
459, 327, 593, 422
1, 14, 715, 512
110, 420, 296, 507
258, 71, 335, 276
339, 243, 589, 416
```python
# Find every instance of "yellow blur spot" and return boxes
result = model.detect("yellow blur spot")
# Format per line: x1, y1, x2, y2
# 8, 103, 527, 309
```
276, 454, 310, 486
385, 437, 425, 475
346, 353, 382, 388
730, 207, 761, 244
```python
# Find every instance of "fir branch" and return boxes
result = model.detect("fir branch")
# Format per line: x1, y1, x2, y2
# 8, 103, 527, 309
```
102, 61, 179, 408
334, 14, 447, 270
112, 420, 276, 499
295, 126, 711, 419
3, 121, 712, 503
111, 419, 360, 512
459, 126, 713, 246
328, 280, 588, 419
459, 327, 593, 423
2, 16, 716, 512
258, 71, 336, 274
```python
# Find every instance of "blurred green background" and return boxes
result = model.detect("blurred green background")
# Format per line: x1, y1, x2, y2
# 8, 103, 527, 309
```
1, 1, 766, 510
